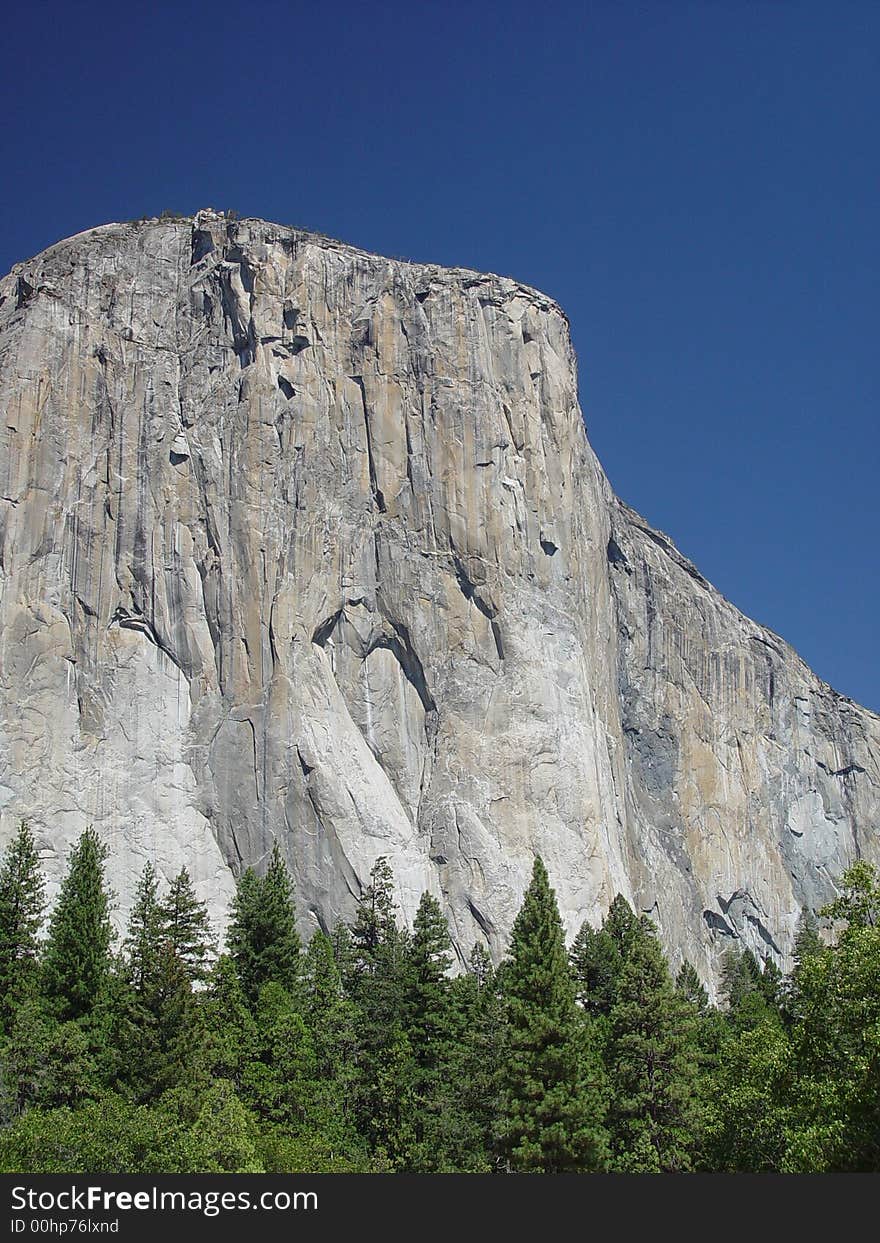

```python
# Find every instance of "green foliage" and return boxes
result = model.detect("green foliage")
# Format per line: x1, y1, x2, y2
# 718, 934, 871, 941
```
440, 945, 505, 1172
675, 960, 709, 1012
496, 857, 608, 1172
0, 999, 103, 1120
823, 860, 880, 931
405, 892, 454, 1066
2, 833, 878, 1175
162, 868, 214, 983
196, 954, 258, 1090
570, 919, 621, 1015
0, 1094, 191, 1173
187, 1079, 264, 1172
603, 894, 644, 958
228, 844, 301, 1003
606, 918, 700, 1171
122, 862, 163, 993
346, 858, 416, 1165
701, 1016, 794, 1171
0, 821, 46, 1024
784, 921, 880, 1170
42, 828, 113, 1022
792, 907, 823, 967
719, 945, 781, 1032
349, 856, 398, 964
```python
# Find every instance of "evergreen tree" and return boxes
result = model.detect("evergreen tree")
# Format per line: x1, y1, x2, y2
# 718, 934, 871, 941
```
302, 931, 355, 1076
112, 863, 174, 1100
606, 918, 700, 1171
398, 892, 460, 1170
570, 919, 622, 1015
227, 843, 300, 1003
0, 999, 57, 1120
196, 955, 259, 1093
301, 931, 359, 1138
349, 856, 398, 963
329, 921, 357, 992
186, 1080, 264, 1172
759, 957, 784, 1012
162, 867, 214, 983
603, 893, 644, 959
675, 960, 709, 1013
0, 821, 46, 1022
468, 940, 493, 988
42, 828, 113, 1022
781, 908, 824, 1023
346, 858, 416, 1166
792, 907, 823, 968
123, 863, 163, 994
496, 857, 608, 1172
0, 998, 104, 1121
243, 983, 318, 1130
720, 945, 768, 1030
442, 944, 505, 1172
113, 867, 202, 1104
405, 892, 453, 1068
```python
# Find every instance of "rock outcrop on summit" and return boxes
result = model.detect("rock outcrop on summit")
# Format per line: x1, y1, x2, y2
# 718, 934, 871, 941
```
1, 209, 877, 985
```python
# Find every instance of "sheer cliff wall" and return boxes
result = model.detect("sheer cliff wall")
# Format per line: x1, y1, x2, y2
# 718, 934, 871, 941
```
1, 210, 877, 982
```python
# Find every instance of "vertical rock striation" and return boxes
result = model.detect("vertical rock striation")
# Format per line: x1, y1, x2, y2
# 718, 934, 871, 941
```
1, 210, 877, 985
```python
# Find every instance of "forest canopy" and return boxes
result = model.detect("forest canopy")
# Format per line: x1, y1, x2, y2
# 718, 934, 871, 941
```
0, 821, 878, 1174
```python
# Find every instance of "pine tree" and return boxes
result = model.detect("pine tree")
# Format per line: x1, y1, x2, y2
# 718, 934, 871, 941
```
676, 960, 709, 1013
329, 921, 358, 993
398, 892, 459, 1170
720, 946, 772, 1031
112, 862, 204, 1103
346, 858, 416, 1165
606, 919, 700, 1171
301, 931, 358, 1121
197, 954, 259, 1092
227, 843, 301, 1003
468, 941, 493, 988
792, 907, 823, 969
244, 983, 318, 1130
162, 867, 214, 983
0, 821, 46, 1022
405, 892, 453, 1068
123, 862, 163, 994
444, 943, 505, 1172
496, 857, 608, 1172
759, 957, 784, 1011
570, 918, 622, 1015
349, 856, 398, 963
42, 827, 113, 1022
782, 908, 824, 1021
603, 893, 644, 958
186, 1080, 264, 1172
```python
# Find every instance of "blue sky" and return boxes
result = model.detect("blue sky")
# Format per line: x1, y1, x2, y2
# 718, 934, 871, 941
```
2, 1, 877, 709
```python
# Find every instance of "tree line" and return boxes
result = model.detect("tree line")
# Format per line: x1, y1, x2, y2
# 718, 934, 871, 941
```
0, 820, 877, 1172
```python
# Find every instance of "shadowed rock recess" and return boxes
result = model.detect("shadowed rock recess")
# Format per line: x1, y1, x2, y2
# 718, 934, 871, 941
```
1, 209, 878, 987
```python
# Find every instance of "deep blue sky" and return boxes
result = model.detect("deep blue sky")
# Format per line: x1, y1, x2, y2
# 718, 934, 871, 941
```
2, 1, 877, 710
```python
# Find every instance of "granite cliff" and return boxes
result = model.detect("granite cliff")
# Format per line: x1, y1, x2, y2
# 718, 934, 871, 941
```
1, 209, 877, 985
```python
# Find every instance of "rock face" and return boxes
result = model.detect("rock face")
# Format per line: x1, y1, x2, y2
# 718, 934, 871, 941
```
1, 210, 878, 985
